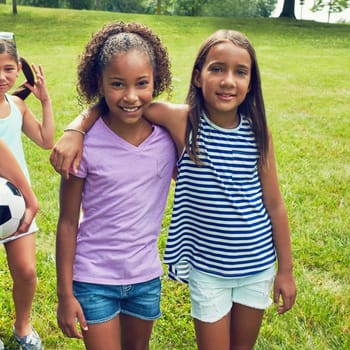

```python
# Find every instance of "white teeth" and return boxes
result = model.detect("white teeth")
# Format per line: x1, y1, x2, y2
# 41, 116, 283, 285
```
122, 107, 139, 112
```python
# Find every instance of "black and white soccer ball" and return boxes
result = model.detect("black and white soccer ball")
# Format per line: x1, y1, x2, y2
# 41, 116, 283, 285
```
0, 176, 25, 240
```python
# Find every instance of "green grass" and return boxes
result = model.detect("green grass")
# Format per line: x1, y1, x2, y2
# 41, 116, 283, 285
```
1, 4, 349, 349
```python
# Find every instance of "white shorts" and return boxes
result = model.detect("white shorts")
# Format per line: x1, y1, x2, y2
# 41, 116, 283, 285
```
189, 265, 275, 323
0, 219, 38, 244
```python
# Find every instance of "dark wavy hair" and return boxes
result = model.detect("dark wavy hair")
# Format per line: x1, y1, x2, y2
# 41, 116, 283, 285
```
77, 21, 172, 115
185, 29, 269, 166
0, 39, 35, 100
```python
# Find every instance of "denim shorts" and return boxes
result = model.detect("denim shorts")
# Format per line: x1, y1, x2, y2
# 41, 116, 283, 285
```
189, 265, 275, 323
73, 277, 162, 324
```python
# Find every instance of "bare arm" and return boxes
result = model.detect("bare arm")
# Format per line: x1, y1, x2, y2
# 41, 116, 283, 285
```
144, 102, 188, 156
56, 175, 87, 338
259, 131, 296, 314
16, 64, 55, 149
50, 107, 100, 179
0, 140, 38, 234
50, 101, 189, 178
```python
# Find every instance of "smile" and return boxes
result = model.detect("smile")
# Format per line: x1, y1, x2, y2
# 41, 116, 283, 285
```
217, 93, 235, 99
120, 106, 140, 113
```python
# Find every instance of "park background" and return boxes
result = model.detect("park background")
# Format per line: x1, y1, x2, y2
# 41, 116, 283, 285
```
0, 2, 349, 349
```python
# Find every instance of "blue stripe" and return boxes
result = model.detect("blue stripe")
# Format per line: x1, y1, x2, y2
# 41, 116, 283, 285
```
164, 113, 276, 281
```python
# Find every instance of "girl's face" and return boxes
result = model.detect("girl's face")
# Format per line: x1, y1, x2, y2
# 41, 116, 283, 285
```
0, 53, 20, 96
99, 49, 154, 127
194, 41, 251, 126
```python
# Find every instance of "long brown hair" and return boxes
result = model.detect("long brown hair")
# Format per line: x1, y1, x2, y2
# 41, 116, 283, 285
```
185, 30, 268, 166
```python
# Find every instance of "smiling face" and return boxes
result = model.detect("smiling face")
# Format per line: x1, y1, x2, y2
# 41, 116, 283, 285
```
99, 49, 154, 128
194, 41, 251, 128
0, 53, 20, 97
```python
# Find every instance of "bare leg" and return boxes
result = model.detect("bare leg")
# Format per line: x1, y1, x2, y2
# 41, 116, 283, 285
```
230, 303, 264, 350
194, 311, 231, 350
82, 316, 121, 350
194, 303, 264, 350
120, 314, 154, 350
5, 234, 37, 337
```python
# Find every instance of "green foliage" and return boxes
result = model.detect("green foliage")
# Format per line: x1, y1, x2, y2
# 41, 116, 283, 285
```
67, 0, 94, 10
18, 0, 63, 8
145, 0, 278, 17
257, 0, 278, 17
99, 0, 145, 13
0, 3, 349, 349
13, 0, 280, 17
311, 0, 349, 13
311, 0, 349, 22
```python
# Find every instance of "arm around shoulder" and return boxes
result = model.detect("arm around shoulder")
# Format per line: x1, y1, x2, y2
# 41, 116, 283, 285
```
49, 106, 100, 179
145, 102, 188, 154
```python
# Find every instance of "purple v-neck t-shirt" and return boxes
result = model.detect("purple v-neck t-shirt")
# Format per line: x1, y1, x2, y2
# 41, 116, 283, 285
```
73, 117, 176, 285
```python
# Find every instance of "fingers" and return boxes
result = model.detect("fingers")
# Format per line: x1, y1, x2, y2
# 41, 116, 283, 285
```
32, 63, 45, 79
50, 148, 70, 180
57, 310, 86, 339
274, 287, 297, 314
16, 209, 33, 234
23, 64, 49, 100
72, 151, 83, 175
76, 309, 88, 333
58, 318, 83, 339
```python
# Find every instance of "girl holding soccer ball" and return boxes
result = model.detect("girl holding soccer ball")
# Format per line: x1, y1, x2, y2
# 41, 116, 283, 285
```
0, 139, 38, 236
0, 32, 54, 349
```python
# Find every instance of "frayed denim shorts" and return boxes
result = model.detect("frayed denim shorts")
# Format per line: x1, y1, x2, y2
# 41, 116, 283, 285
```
73, 277, 161, 324
189, 265, 275, 323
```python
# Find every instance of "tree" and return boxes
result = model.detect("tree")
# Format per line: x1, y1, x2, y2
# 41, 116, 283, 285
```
311, 0, 349, 22
13, 0, 17, 14
279, 0, 296, 18
257, 0, 278, 17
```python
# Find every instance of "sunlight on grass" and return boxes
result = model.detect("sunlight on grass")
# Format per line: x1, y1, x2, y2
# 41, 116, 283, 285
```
0, 3, 349, 349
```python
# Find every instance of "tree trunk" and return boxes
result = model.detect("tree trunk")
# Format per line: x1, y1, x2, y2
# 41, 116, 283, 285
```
279, 0, 296, 18
13, 0, 17, 15
156, 0, 161, 15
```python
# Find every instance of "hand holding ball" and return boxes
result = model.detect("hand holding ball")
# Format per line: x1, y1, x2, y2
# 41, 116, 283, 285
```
0, 176, 25, 240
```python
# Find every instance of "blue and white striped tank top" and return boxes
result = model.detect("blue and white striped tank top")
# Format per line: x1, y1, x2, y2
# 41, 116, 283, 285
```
163, 112, 276, 282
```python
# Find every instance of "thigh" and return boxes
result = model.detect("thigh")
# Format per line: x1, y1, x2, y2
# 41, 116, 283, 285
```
230, 303, 264, 350
5, 234, 36, 277
189, 268, 232, 323
194, 312, 231, 350
120, 314, 154, 350
73, 281, 120, 324
83, 316, 121, 350
121, 278, 162, 321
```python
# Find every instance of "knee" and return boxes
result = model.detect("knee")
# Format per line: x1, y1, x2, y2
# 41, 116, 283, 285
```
13, 264, 37, 285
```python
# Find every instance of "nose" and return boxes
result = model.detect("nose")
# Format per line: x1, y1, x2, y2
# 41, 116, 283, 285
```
123, 87, 138, 104
221, 71, 236, 87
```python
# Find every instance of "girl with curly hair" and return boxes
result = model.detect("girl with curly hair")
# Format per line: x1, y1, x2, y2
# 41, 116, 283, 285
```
55, 22, 176, 350
52, 28, 296, 350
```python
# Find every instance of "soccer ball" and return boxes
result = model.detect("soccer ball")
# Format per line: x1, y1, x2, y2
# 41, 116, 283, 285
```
0, 176, 25, 240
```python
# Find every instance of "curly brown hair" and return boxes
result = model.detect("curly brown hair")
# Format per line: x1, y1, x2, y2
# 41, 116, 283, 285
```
77, 21, 172, 112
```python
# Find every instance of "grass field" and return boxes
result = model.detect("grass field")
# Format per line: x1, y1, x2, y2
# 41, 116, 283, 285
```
0, 4, 349, 349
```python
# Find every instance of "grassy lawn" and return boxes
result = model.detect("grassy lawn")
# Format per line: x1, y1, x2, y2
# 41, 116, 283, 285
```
0, 4, 349, 349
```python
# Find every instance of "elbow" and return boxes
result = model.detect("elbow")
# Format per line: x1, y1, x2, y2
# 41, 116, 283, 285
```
42, 140, 55, 149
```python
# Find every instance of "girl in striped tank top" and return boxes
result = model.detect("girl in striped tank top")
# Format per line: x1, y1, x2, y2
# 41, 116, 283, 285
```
50, 29, 296, 350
